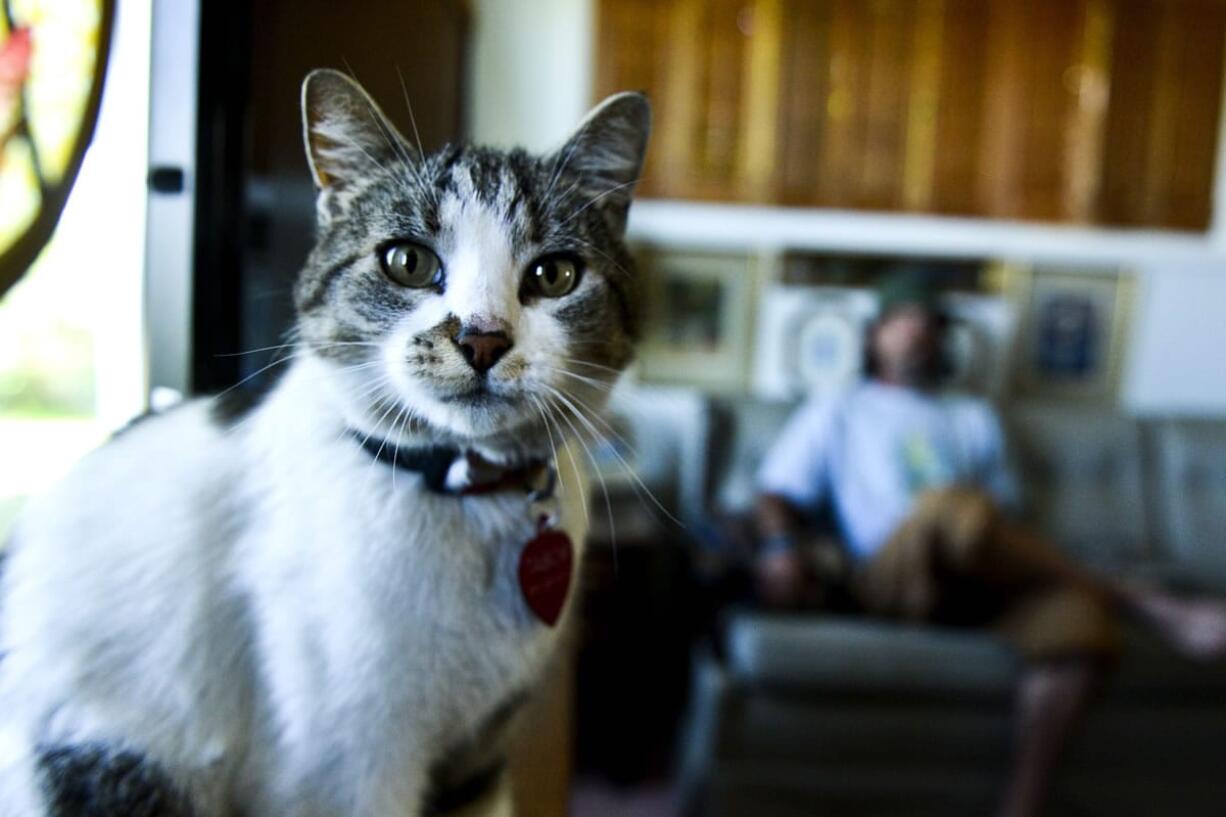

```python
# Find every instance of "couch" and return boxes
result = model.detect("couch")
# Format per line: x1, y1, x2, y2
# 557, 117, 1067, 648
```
678, 401, 1226, 817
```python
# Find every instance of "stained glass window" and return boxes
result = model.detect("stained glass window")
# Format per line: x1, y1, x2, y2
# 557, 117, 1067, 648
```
0, 0, 119, 539
0, 0, 113, 295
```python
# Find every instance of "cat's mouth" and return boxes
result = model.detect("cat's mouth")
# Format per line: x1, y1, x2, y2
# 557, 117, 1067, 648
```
436, 382, 514, 407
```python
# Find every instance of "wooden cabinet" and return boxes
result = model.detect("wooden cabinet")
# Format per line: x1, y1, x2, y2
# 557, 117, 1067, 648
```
1099, 0, 1226, 229
595, 0, 1226, 230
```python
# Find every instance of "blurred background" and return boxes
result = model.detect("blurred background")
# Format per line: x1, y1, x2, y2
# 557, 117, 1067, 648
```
3, 1, 1226, 816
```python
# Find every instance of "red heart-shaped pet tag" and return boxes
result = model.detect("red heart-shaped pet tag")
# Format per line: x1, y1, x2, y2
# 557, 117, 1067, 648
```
518, 529, 573, 627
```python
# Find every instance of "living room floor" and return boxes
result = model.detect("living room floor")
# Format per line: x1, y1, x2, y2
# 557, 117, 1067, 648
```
570, 777, 677, 817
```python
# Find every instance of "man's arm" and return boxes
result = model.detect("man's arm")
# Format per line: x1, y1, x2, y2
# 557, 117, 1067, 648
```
975, 403, 1021, 512
751, 398, 840, 606
756, 492, 801, 543
754, 492, 809, 607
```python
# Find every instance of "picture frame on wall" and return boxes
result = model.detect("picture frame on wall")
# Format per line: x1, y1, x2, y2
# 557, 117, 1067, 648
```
750, 285, 876, 400
1008, 265, 1135, 404
941, 291, 1017, 398
636, 249, 757, 393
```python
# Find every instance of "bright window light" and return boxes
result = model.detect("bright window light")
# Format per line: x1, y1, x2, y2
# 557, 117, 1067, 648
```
0, 0, 150, 541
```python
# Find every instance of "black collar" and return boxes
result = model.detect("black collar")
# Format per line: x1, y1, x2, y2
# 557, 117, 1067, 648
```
354, 434, 460, 492
350, 431, 553, 498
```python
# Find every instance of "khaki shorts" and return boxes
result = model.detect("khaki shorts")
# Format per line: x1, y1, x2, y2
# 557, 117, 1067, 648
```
852, 487, 1119, 662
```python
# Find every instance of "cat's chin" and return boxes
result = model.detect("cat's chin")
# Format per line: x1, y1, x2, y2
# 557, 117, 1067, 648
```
440, 403, 537, 442
431, 410, 557, 465
368, 384, 545, 453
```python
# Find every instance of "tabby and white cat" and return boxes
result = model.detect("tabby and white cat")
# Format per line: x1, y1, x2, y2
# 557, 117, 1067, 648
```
0, 70, 650, 816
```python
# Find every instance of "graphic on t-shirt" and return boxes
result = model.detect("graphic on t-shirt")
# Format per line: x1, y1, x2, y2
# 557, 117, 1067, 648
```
901, 432, 954, 494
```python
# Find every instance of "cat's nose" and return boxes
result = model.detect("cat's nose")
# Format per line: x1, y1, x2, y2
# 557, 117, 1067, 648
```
455, 327, 512, 374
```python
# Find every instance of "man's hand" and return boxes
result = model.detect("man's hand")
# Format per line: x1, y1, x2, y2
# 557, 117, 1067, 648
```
756, 547, 807, 608
755, 493, 811, 608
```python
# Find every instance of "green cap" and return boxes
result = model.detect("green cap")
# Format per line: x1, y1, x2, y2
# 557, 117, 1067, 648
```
876, 271, 939, 316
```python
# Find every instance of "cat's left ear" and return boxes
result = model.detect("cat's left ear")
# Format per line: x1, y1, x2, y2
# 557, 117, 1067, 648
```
301, 69, 414, 218
553, 92, 651, 234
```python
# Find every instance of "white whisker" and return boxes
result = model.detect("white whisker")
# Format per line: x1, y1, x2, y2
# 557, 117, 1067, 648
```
529, 394, 569, 505
556, 357, 625, 377
542, 393, 609, 544
544, 367, 615, 393
559, 178, 642, 227
576, 238, 634, 280
543, 383, 684, 530
395, 65, 426, 161
541, 396, 589, 530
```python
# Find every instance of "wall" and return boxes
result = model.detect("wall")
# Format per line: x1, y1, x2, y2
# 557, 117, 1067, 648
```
1124, 269, 1226, 416
467, 0, 594, 152
465, 1, 1226, 417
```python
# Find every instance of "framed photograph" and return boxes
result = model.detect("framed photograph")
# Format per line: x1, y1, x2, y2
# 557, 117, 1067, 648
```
636, 250, 758, 393
1009, 265, 1135, 404
750, 283, 1015, 401
942, 291, 1017, 398
750, 285, 876, 400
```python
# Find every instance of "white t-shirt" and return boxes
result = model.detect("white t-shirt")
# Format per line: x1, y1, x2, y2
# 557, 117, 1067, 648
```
757, 381, 1017, 559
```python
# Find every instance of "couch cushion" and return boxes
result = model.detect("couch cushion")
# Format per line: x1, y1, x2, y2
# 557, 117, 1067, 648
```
726, 614, 1019, 698
1105, 626, 1226, 700
708, 399, 798, 514
720, 697, 1011, 768
726, 613, 1226, 702
705, 765, 998, 817
1006, 404, 1150, 563
1152, 419, 1226, 589
704, 762, 1226, 817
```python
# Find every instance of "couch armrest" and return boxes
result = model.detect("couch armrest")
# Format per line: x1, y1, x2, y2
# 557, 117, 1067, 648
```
725, 613, 1020, 699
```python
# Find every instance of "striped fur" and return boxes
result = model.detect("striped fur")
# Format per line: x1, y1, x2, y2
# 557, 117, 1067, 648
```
0, 70, 650, 817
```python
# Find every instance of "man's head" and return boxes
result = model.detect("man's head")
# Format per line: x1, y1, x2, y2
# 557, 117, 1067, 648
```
866, 273, 947, 388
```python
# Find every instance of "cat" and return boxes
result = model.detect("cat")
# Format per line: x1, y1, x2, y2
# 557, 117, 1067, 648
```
0, 69, 650, 817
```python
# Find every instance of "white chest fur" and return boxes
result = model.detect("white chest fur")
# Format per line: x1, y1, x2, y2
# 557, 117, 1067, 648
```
241, 361, 588, 815
0, 359, 587, 817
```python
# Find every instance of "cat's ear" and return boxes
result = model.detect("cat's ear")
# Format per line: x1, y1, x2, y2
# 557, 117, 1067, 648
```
301, 69, 413, 211
553, 92, 651, 234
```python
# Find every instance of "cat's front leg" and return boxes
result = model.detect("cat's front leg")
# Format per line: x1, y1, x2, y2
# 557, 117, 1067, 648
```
263, 741, 429, 817
428, 770, 513, 817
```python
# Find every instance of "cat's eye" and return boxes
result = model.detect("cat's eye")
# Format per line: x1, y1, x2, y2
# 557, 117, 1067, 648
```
381, 242, 443, 289
525, 256, 581, 298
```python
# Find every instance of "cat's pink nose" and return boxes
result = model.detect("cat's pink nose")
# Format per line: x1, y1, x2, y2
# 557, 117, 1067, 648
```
455, 328, 512, 374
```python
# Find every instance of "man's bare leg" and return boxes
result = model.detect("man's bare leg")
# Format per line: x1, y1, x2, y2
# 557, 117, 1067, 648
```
997, 660, 1098, 817
993, 520, 1226, 660
1114, 584, 1226, 659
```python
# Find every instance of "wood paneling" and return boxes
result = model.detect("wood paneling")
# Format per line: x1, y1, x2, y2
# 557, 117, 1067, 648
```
929, 0, 990, 215
978, 0, 1092, 221
593, 0, 672, 196
774, 0, 832, 204
595, 0, 1226, 231
1100, 0, 1226, 229
510, 648, 573, 817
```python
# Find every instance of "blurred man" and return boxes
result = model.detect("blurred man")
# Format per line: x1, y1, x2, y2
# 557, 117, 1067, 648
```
754, 274, 1226, 817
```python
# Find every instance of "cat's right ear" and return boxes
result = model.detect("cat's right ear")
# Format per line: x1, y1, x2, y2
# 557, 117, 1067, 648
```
552, 92, 651, 235
301, 69, 412, 217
